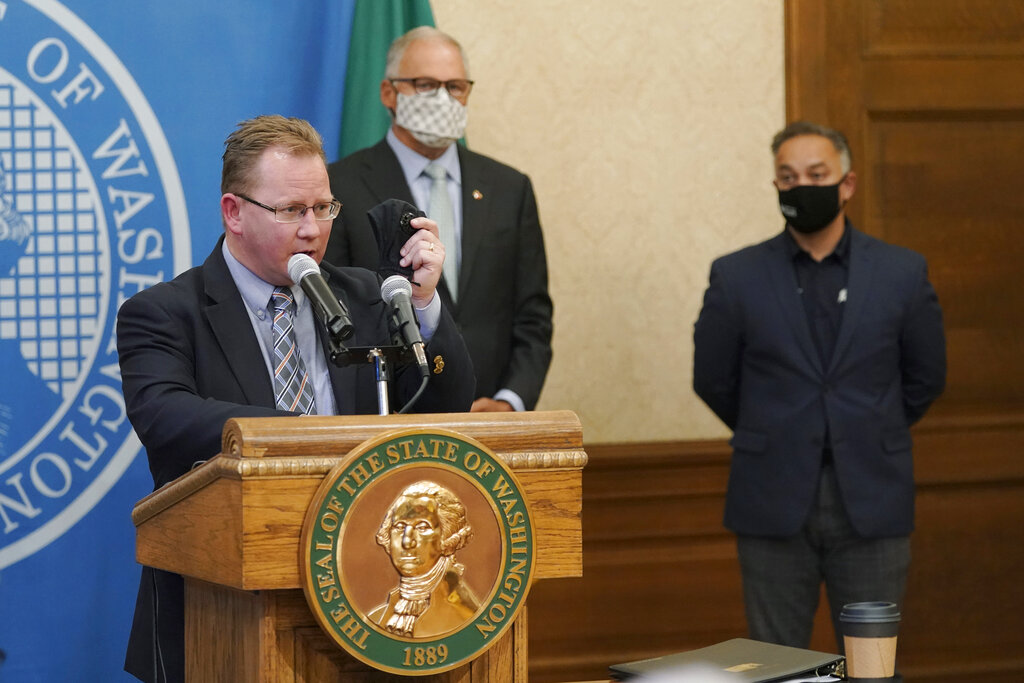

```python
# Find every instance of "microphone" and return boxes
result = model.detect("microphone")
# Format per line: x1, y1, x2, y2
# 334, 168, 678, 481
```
380, 275, 429, 378
287, 254, 354, 343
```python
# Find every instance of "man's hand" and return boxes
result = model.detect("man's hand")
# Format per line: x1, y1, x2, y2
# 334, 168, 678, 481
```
471, 397, 514, 412
398, 216, 444, 307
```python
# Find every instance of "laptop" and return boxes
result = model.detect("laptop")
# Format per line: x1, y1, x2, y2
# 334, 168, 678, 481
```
608, 638, 844, 682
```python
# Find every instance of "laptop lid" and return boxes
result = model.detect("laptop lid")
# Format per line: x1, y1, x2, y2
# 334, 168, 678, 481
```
608, 638, 843, 682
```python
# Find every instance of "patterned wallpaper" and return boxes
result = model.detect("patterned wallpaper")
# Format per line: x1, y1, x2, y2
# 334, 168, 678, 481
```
432, 0, 786, 442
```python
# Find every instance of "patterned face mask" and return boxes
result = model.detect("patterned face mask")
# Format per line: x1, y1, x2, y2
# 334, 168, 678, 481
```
394, 89, 467, 149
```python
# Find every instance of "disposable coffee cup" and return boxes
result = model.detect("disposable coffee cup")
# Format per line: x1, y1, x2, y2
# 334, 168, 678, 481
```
839, 601, 900, 681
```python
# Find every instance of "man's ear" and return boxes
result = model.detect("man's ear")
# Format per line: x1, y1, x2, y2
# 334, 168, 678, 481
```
221, 194, 243, 235
840, 171, 857, 203
380, 78, 397, 110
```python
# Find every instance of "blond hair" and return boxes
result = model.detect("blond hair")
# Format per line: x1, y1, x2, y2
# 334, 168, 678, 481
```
221, 115, 325, 195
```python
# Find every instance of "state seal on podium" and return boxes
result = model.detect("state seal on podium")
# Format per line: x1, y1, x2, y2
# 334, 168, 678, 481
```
300, 427, 536, 675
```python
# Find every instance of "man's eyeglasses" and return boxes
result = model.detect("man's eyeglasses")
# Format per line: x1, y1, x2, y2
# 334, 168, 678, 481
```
238, 195, 341, 223
390, 77, 474, 99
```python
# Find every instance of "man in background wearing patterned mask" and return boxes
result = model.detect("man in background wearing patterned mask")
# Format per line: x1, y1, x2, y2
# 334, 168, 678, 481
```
326, 26, 553, 415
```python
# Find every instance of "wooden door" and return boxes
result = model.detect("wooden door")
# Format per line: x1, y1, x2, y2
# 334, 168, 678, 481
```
786, 2, 1024, 681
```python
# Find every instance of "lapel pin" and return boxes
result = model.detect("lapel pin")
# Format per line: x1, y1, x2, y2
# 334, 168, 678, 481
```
472, 189, 483, 200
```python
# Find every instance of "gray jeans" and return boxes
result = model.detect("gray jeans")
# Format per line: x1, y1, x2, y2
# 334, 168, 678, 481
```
736, 463, 910, 656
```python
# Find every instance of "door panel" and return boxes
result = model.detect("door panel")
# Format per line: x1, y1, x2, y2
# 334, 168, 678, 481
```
786, 1, 1024, 679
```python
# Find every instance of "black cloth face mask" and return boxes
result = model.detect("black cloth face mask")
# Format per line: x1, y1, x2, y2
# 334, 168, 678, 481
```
777, 177, 845, 234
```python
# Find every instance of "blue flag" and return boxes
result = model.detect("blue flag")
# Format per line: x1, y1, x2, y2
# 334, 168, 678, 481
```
0, 1, 361, 679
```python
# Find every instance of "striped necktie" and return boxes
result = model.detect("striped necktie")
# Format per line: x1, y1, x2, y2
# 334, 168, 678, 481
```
425, 162, 459, 301
270, 286, 316, 414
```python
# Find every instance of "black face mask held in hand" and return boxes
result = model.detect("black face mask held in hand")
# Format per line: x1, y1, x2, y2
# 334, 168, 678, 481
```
778, 178, 845, 234
367, 198, 426, 280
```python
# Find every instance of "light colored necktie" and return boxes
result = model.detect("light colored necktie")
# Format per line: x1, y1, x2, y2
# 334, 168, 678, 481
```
270, 286, 316, 414
425, 162, 458, 301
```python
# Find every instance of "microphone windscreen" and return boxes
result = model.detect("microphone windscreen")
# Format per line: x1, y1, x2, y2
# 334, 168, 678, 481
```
287, 253, 319, 284
380, 274, 413, 305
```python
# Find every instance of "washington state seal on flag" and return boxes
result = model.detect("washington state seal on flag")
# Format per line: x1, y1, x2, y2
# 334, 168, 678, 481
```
0, 0, 189, 569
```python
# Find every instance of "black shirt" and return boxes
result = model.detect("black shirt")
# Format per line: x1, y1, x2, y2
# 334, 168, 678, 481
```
784, 223, 851, 369
785, 223, 851, 461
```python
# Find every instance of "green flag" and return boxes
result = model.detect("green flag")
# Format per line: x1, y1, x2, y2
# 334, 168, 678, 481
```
339, 0, 435, 159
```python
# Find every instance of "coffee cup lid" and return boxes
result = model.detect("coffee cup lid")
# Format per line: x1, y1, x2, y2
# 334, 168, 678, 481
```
839, 601, 901, 623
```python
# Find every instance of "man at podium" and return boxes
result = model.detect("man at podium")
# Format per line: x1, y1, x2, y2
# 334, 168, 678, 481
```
116, 115, 475, 683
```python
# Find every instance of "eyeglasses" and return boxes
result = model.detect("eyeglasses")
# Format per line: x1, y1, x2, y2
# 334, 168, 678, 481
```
238, 194, 341, 223
390, 77, 474, 99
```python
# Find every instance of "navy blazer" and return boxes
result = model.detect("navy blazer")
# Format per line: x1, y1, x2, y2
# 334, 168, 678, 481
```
118, 239, 474, 682
693, 225, 946, 539
326, 139, 553, 410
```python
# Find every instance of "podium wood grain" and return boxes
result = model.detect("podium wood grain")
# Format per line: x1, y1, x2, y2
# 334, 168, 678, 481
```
185, 580, 530, 682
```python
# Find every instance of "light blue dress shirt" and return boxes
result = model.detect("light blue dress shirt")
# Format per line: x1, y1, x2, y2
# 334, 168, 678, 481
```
384, 129, 526, 412
223, 240, 440, 416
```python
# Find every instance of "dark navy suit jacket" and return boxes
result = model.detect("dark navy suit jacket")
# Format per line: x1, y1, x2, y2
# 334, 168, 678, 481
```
693, 225, 946, 539
326, 140, 553, 410
118, 239, 474, 682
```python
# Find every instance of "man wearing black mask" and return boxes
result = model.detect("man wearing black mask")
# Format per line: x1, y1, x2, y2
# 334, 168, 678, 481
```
693, 121, 947, 659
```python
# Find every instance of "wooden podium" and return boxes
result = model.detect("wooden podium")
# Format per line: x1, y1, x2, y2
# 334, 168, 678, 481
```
131, 410, 586, 682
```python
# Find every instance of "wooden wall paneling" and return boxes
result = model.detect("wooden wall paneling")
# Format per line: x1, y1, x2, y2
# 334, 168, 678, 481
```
867, 119, 1024, 407
862, 0, 1024, 58
784, 1, 829, 123
527, 441, 747, 682
900, 416, 1024, 682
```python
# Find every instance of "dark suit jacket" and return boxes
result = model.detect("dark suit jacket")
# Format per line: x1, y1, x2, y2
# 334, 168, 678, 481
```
118, 239, 474, 682
326, 139, 553, 409
693, 225, 946, 539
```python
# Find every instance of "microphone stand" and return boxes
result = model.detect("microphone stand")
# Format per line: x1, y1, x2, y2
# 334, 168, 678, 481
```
327, 341, 426, 415
318, 272, 430, 415
368, 348, 389, 416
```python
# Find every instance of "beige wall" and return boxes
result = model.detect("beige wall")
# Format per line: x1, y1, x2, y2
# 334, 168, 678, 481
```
432, 0, 786, 443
